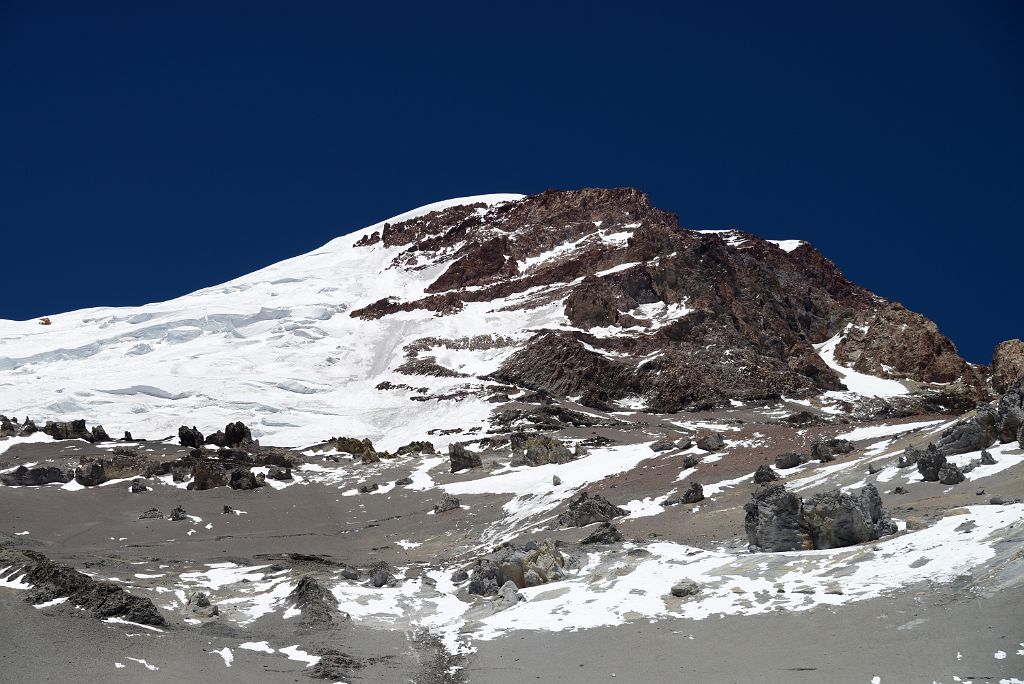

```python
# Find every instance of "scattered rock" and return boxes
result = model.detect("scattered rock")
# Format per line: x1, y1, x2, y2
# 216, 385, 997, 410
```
451, 569, 469, 583
552, 475, 562, 486
981, 450, 997, 466
358, 483, 379, 494
580, 522, 623, 545
696, 431, 725, 451
893, 486, 908, 494
394, 476, 413, 486
340, 567, 359, 580
139, 508, 162, 519
168, 505, 188, 521
682, 454, 700, 469
938, 463, 965, 485
433, 492, 461, 513
468, 539, 572, 595
266, 466, 292, 481
229, 468, 266, 490
129, 478, 148, 493
670, 579, 700, 598
222, 505, 235, 514
680, 481, 705, 504
558, 491, 628, 527
676, 437, 694, 450
650, 438, 676, 452
753, 464, 779, 484
990, 496, 1005, 505
449, 443, 482, 473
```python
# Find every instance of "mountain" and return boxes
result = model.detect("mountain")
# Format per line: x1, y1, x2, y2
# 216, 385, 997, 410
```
0, 188, 986, 448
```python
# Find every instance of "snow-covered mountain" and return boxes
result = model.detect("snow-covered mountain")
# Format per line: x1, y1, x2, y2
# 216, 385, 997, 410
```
0, 189, 983, 448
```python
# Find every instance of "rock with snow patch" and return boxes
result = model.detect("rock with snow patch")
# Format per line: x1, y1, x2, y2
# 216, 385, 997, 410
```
185, 591, 219, 618
800, 484, 897, 549
449, 442, 482, 473
681, 481, 705, 504
368, 561, 396, 588
229, 467, 266, 490
934, 406, 998, 457
744, 482, 809, 551
73, 460, 106, 487
168, 505, 188, 521
558, 491, 628, 527
670, 579, 701, 598
287, 576, 340, 627
981, 449, 997, 465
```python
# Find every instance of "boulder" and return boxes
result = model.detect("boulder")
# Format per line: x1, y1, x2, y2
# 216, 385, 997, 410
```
42, 419, 92, 441
451, 569, 469, 583
938, 463, 965, 485
358, 483, 378, 494
229, 467, 266, 490
185, 591, 219, 618
340, 567, 359, 581
187, 461, 227, 490
177, 425, 204, 448
934, 406, 998, 457
468, 539, 571, 595
129, 478, 148, 493
1, 465, 72, 486
774, 452, 803, 470
670, 579, 701, 598
449, 443, 481, 473
286, 576, 339, 627
511, 435, 576, 467
981, 450, 997, 466
394, 476, 413, 486
395, 440, 436, 456
552, 475, 562, 486
495, 580, 524, 608
580, 522, 623, 545
696, 431, 725, 451
650, 438, 676, 452
682, 453, 700, 469
744, 483, 809, 551
800, 484, 897, 549
168, 505, 188, 521
90, 425, 111, 442
809, 438, 854, 463
224, 421, 255, 449
74, 461, 107, 487
915, 444, 945, 482
433, 492, 461, 513
267, 466, 292, 481
676, 437, 694, 450
368, 561, 395, 588
222, 505, 235, 515
753, 464, 779, 483
557, 491, 627, 527
681, 481, 705, 504
897, 446, 922, 468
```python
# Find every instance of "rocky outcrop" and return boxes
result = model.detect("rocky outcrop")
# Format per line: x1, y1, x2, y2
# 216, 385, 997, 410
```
1, 466, 72, 486
753, 464, 779, 483
775, 452, 803, 470
204, 421, 257, 450
557, 492, 628, 527
915, 444, 946, 481
938, 462, 965, 485
809, 438, 854, 463
185, 591, 219, 618
74, 461, 106, 487
934, 406, 998, 457
433, 493, 461, 513
229, 467, 266, 490
0, 415, 37, 438
42, 419, 93, 441
449, 443, 481, 473
0, 547, 165, 626
468, 539, 573, 595
580, 522, 623, 545
992, 339, 1024, 393
188, 461, 227, 490
509, 434, 577, 467
178, 425, 204, 448
744, 482, 896, 551
286, 576, 340, 627
996, 379, 1024, 443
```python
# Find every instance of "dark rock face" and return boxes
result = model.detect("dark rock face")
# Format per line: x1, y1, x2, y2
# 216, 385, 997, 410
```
934, 406, 998, 457
744, 483, 809, 551
580, 522, 623, 545
510, 435, 576, 467
775, 452, 803, 470
916, 444, 946, 481
42, 419, 93, 441
178, 425, 204, 448
996, 380, 1024, 443
229, 468, 266, 490
800, 485, 897, 549
287, 576, 340, 627
1, 466, 72, 486
449, 443, 481, 473
745, 483, 896, 551
992, 339, 1024, 393
557, 492, 628, 527
753, 464, 779, 483
74, 461, 106, 487
938, 463, 965, 485
433, 492, 461, 513
809, 438, 854, 463
204, 421, 257, 450
0, 548, 165, 626
468, 539, 571, 595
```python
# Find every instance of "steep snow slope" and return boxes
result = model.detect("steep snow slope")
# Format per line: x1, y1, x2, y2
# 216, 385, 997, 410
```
0, 195, 532, 448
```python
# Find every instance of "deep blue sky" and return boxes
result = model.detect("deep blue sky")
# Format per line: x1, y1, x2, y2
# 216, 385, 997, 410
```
2, 2, 1021, 363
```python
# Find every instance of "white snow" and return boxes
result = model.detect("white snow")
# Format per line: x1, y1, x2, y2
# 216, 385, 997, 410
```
240, 641, 275, 654
211, 647, 233, 667
815, 332, 909, 398
279, 645, 320, 667
838, 420, 945, 442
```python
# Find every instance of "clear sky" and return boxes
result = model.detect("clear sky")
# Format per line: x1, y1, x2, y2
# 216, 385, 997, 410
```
1, 2, 1021, 363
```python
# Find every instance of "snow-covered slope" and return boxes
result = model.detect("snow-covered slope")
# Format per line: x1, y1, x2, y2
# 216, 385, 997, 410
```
0, 195, 534, 448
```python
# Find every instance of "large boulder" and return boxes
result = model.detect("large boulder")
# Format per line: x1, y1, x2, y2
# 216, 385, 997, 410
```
74, 461, 107, 487
696, 431, 725, 451
800, 484, 897, 549
369, 561, 396, 588
938, 462, 965, 485
449, 443, 481, 473
1, 465, 72, 486
178, 425, 204, 448
915, 444, 946, 481
774, 452, 803, 470
681, 481, 705, 504
228, 467, 266, 490
433, 492, 461, 513
205, 421, 257, 450
511, 435, 576, 467
42, 419, 93, 441
744, 483, 809, 551
753, 464, 779, 483
992, 339, 1024, 393
809, 438, 854, 463
286, 576, 340, 627
557, 491, 627, 527
934, 406, 998, 457
580, 522, 623, 545
90, 425, 111, 442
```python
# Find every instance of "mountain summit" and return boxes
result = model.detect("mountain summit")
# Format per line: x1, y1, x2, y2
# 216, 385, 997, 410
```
0, 189, 985, 447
